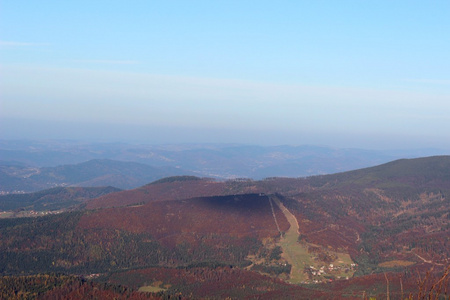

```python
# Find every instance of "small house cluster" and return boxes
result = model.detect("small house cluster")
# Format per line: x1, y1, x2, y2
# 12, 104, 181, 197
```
305, 262, 358, 283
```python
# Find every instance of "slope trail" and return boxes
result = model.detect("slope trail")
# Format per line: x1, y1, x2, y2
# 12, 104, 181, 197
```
271, 196, 306, 284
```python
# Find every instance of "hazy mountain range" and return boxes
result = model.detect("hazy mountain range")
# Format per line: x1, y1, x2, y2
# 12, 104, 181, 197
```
0, 159, 188, 193
1, 140, 448, 193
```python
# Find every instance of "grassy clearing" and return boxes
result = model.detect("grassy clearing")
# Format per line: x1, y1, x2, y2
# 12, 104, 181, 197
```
273, 197, 311, 283
378, 260, 415, 268
279, 227, 311, 283
138, 281, 167, 293
138, 285, 165, 293
0, 212, 14, 218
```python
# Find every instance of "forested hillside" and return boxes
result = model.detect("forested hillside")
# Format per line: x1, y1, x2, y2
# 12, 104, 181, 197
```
0, 186, 120, 212
1, 156, 449, 298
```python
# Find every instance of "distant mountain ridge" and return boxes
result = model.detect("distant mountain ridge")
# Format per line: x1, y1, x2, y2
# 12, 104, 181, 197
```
86, 155, 450, 207
0, 159, 189, 193
308, 155, 450, 188
1, 140, 448, 180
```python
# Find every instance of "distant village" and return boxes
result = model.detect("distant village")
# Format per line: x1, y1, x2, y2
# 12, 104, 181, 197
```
0, 190, 27, 195
0, 209, 65, 218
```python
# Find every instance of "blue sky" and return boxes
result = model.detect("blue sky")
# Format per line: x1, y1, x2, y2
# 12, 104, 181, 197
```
1, 1, 449, 149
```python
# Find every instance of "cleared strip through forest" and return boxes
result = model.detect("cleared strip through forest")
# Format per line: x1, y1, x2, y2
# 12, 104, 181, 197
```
271, 196, 309, 284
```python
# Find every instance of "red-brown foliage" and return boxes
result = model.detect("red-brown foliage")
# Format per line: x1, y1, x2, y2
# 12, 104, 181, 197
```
86, 179, 230, 209
108, 266, 324, 299
81, 194, 290, 248
40, 280, 161, 300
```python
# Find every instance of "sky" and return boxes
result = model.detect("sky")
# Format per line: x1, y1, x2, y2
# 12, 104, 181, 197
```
1, 1, 449, 149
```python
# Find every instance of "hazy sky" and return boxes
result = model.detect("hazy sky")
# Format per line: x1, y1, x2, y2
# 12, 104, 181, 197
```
1, 1, 449, 149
